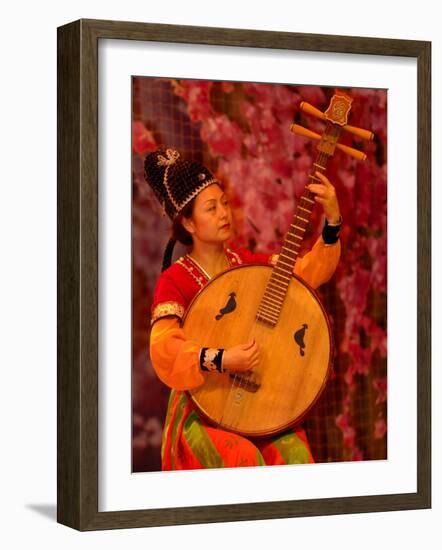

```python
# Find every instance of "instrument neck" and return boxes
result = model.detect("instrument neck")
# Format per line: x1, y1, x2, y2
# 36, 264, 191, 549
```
255, 133, 336, 327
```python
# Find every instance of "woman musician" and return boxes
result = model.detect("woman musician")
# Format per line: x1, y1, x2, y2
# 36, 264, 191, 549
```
145, 147, 342, 470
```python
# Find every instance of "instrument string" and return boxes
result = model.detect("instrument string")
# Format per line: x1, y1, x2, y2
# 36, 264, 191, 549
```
266, 146, 330, 431
220, 341, 251, 430
220, 318, 259, 429
198, 99, 362, 437
185, 89, 371, 441
222, 143, 333, 433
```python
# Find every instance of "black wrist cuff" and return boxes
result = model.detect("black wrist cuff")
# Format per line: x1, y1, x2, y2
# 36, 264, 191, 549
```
322, 216, 342, 244
200, 348, 225, 374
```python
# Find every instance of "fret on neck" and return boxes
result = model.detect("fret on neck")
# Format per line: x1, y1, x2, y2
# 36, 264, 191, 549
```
256, 152, 331, 327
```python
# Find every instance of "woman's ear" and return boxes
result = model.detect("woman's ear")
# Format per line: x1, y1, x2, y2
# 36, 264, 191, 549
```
181, 215, 195, 235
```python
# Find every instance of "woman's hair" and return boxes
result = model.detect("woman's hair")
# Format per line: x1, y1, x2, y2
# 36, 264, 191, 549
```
161, 198, 195, 272
144, 148, 225, 273
173, 200, 195, 246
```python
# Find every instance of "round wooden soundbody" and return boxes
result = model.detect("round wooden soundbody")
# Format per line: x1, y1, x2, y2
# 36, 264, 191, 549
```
183, 264, 333, 438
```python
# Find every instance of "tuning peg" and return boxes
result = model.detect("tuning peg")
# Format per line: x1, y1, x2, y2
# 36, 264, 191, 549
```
299, 101, 374, 142
290, 123, 367, 161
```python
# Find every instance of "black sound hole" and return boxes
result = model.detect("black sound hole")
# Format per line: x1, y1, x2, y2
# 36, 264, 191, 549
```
294, 323, 308, 356
215, 292, 237, 320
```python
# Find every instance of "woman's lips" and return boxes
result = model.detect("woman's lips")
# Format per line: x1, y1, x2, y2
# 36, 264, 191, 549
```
220, 223, 231, 230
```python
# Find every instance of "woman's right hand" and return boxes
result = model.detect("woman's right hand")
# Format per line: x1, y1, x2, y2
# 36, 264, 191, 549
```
223, 338, 260, 373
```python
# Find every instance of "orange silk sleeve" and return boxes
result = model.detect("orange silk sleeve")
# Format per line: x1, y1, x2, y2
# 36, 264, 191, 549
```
150, 317, 205, 391
294, 236, 341, 289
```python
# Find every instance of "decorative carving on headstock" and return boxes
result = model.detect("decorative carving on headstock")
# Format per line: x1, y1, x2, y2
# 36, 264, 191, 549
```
324, 91, 353, 126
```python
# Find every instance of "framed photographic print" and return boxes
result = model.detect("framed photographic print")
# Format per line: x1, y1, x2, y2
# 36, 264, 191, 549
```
57, 18, 431, 530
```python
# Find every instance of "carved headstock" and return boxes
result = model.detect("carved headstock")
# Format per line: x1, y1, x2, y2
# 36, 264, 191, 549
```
290, 90, 374, 161
324, 91, 353, 126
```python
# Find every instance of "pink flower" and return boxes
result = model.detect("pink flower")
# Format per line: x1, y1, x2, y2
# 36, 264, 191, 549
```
374, 418, 387, 439
373, 377, 387, 404
222, 82, 235, 94
298, 86, 327, 107
271, 156, 293, 179
336, 412, 350, 429
187, 82, 213, 121
132, 121, 156, 155
293, 153, 312, 174
337, 167, 356, 190
174, 80, 214, 121
343, 363, 356, 386
201, 115, 243, 157
144, 417, 163, 447
343, 427, 356, 448
132, 431, 148, 450
133, 413, 145, 429
351, 448, 364, 461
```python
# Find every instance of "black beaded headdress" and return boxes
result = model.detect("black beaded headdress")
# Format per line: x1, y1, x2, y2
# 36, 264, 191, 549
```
144, 148, 219, 220
144, 148, 220, 272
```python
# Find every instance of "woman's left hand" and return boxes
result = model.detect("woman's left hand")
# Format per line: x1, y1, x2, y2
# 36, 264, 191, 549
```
307, 171, 341, 224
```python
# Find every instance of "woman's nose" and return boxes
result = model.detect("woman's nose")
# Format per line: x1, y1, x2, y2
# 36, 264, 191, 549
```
219, 204, 228, 218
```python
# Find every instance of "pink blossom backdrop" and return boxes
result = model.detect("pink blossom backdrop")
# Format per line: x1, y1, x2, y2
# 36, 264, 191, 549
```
131, 77, 387, 471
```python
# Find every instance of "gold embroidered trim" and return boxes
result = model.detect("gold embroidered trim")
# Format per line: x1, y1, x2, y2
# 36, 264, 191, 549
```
177, 256, 207, 287
151, 301, 185, 325
157, 148, 180, 167
226, 248, 242, 265
177, 178, 218, 214
185, 254, 211, 281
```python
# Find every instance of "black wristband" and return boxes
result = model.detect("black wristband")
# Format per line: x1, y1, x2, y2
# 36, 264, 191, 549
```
200, 348, 225, 374
322, 216, 342, 244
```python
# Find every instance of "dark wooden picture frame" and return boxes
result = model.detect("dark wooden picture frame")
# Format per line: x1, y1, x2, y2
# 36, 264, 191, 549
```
57, 18, 431, 531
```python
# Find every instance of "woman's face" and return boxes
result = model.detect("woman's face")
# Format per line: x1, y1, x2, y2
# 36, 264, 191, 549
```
182, 184, 233, 245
